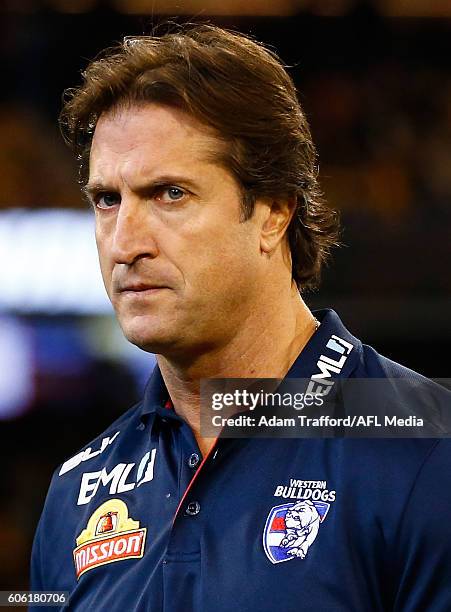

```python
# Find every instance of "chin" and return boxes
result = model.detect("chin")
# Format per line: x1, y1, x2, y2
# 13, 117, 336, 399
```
118, 311, 216, 358
120, 316, 177, 354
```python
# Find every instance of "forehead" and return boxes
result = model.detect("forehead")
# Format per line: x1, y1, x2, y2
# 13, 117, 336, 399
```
89, 103, 224, 179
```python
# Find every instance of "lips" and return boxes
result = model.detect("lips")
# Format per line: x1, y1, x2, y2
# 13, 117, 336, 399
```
119, 283, 167, 293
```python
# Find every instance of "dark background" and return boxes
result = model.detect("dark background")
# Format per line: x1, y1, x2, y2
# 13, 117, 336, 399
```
0, 0, 450, 592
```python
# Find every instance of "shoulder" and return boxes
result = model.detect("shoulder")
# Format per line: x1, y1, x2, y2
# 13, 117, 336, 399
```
359, 342, 450, 411
31, 397, 152, 576
56, 400, 144, 478
357, 342, 428, 380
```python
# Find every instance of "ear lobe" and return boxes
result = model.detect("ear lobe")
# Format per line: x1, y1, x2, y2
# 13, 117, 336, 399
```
260, 198, 296, 254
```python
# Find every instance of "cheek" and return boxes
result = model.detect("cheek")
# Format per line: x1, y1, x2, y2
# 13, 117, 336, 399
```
189, 244, 255, 303
95, 233, 113, 292
192, 225, 259, 277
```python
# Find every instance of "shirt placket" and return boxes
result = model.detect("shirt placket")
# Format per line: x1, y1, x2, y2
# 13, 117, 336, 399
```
161, 418, 220, 612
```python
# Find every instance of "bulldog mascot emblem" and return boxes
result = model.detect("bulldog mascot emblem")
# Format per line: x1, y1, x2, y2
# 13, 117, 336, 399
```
263, 499, 330, 564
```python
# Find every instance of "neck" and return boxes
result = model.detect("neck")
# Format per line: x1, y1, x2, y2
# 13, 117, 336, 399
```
156, 286, 318, 456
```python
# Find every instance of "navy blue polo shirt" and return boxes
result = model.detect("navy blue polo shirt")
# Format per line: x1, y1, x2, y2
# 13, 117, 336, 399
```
30, 309, 451, 611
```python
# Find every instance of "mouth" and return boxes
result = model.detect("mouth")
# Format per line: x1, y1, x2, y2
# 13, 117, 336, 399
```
118, 283, 169, 295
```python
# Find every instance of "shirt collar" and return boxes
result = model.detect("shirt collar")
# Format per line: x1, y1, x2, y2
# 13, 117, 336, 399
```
285, 308, 362, 380
140, 365, 182, 431
139, 309, 362, 428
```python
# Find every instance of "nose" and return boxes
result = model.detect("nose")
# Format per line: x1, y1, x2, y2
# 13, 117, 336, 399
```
111, 197, 158, 265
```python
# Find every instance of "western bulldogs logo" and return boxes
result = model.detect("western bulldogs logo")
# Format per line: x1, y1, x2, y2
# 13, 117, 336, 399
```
263, 500, 330, 564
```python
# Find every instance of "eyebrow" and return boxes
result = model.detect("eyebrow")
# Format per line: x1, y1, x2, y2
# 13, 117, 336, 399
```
81, 183, 104, 201
82, 175, 201, 200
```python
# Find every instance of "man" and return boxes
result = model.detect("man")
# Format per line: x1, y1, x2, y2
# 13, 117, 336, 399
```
31, 25, 451, 611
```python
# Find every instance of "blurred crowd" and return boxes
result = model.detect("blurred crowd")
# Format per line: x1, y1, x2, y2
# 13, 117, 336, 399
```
304, 63, 451, 294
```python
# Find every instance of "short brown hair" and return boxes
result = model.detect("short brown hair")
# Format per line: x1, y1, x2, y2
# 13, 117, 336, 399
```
60, 24, 339, 291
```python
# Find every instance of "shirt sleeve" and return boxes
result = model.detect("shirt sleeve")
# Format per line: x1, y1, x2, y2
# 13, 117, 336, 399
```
28, 468, 65, 612
393, 439, 451, 611
30, 513, 45, 591
29, 514, 53, 612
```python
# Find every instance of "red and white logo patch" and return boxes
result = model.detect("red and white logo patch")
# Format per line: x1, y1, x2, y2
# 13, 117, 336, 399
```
73, 499, 146, 579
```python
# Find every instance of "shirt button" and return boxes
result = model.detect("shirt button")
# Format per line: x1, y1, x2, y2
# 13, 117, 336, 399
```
185, 501, 201, 516
188, 453, 200, 468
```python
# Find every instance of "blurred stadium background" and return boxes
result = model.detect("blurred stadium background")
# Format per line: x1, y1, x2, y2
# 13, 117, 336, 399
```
1, 0, 450, 593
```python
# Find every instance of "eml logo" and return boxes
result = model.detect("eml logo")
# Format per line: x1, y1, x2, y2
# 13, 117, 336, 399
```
306, 335, 354, 397
73, 499, 146, 579
77, 449, 157, 506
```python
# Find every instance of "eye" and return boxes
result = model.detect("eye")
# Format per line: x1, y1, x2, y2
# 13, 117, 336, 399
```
155, 186, 186, 203
95, 192, 121, 209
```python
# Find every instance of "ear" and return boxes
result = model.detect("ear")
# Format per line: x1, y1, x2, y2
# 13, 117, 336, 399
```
259, 198, 296, 254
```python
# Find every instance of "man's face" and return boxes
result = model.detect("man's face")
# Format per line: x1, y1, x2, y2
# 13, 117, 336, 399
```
88, 103, 266, 357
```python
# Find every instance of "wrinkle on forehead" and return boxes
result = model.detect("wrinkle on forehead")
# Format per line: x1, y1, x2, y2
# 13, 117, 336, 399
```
92, 101, 226, 161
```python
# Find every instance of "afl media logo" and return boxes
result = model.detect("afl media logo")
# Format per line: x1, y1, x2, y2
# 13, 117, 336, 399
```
73, 499, 146, 579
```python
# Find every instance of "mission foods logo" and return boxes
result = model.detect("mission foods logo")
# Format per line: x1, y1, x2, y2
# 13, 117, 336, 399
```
73, 499, 146, 579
